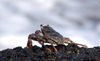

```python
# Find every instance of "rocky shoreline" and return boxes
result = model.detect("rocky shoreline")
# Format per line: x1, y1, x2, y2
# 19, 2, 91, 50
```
0, 44, 100, 61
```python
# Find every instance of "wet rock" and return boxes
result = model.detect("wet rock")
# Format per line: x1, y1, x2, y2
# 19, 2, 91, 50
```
0, 53, 2, 57
0, 44, 100, 61
23, 48, 33, 57
32, 45, 41, 52
13, 47, 22, 51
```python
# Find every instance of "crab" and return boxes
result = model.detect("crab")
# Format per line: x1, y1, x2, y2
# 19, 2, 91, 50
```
26, 24, 87, 53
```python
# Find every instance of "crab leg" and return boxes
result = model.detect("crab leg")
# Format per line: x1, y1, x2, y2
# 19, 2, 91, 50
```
46, 35, 58, 52
51, 43, 58, 52
27, 33, 44, 50
35, 34, 44, 46
64, 38, 87, 48
74, 43, 87, 48
27, 34, 33, 50
45, 40, 58, 53
64, 38, 75, 44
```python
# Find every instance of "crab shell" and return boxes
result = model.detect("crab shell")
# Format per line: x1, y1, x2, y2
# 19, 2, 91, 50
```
40, 24, 65, 44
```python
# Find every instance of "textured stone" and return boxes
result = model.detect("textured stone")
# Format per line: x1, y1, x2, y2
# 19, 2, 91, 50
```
0, 44, 100, 61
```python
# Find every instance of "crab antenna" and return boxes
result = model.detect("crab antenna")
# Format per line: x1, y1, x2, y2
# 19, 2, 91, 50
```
40, 24, 43, 29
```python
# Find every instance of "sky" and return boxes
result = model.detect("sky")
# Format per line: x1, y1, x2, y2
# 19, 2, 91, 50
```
0, 0, 100, 50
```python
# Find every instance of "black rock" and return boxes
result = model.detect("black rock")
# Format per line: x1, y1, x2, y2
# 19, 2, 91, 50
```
13, 47, 23, 52
0, 53, 2, 57
23, 48, 33, 57
0, 44, 100, 61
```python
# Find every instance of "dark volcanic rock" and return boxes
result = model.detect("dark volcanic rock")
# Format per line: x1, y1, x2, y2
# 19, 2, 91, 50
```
0, 44, 100, 61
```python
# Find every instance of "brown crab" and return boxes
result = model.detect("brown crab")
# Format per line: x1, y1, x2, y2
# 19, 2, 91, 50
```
26, 24, 87, 53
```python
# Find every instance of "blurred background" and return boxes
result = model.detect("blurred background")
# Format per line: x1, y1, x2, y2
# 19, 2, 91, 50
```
0, 0, 100, 50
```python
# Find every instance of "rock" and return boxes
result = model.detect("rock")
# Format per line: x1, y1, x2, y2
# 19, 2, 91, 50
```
0, 44, 100, 61
13, 47, 23, 52
0, 53, 2, 57
23, 48, 33, 57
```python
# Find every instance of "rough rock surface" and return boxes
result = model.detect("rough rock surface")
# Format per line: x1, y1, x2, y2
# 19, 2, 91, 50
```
0, 44, 100, 61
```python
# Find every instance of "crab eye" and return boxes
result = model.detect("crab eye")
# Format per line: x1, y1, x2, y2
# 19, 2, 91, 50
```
40, 25, 44, 29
